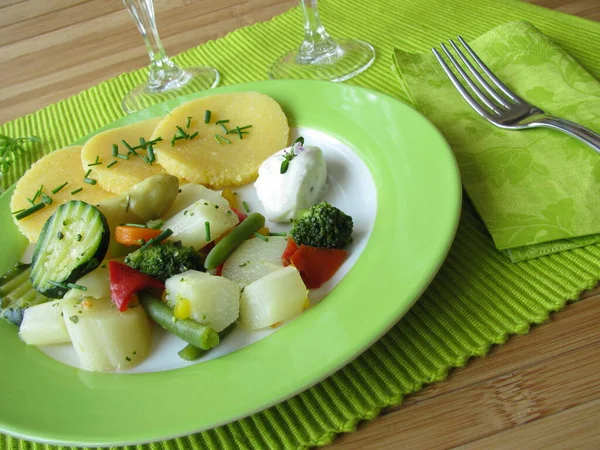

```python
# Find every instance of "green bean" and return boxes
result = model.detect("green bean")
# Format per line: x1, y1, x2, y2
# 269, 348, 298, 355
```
139, 292, 219, 350
178, 322, 237, 361
204, 212, 266, 270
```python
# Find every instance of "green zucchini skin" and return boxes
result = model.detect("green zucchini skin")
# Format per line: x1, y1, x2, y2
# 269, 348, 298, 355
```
31, 201, 110, 298
0, 264, 51, 326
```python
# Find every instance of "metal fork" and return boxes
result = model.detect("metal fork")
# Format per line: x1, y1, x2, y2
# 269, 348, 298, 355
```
432, 37, 600, 154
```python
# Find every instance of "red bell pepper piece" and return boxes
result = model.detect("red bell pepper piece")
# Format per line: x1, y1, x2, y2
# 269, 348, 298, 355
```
281, 237, 299, 267
290, 245, 348, 289
108, 261, 164, 311
230, 207, 247, 223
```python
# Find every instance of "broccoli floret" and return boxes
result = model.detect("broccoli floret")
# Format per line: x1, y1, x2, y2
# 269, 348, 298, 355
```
290, 201, 353, 249
124, 241, 204, 282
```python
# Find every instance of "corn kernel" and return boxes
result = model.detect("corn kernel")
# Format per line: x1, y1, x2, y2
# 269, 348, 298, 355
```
256, 227, 269, 236
174, 298, 191, 319
303, 298, 310, 310
221, 188, 238, 209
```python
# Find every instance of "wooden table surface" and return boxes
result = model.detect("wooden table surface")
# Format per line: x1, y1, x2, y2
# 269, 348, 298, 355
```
1, 0, 599, 448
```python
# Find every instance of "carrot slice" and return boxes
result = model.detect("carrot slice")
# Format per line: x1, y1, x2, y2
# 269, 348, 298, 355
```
290, 245, 348, 289
281, 237, 299, 266
115, 226, 162, 246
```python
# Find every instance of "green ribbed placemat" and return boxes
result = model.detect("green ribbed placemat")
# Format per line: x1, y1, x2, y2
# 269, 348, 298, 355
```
2, 0, 600, 448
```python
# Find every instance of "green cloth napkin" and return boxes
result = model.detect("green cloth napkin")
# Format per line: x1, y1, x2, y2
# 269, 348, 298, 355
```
2, 0, 600, 449
393, 21, 600, 262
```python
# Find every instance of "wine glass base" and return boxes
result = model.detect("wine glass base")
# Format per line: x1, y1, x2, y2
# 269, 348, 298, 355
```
268, 39, 375, 82
122, 66, 220, 114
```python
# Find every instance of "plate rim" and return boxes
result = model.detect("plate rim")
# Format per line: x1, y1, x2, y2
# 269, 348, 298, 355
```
0, 79, 461, 446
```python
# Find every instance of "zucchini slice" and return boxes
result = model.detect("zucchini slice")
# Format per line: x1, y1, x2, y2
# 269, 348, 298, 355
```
31, 201, 110, 298
0, 264, 51, 326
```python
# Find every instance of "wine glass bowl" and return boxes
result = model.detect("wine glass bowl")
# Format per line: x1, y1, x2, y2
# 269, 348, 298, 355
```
121, 0, 219, 114
269, 0, 375, 82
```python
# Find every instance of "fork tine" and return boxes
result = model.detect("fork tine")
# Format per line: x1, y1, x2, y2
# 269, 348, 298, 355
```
457, 36, 524, 103
431, 48, 495, 121
439, 43, 502, 115
449, 39, 511, 108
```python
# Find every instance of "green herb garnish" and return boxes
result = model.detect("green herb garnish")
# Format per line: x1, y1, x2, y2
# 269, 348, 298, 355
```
186, 116, 192, 128
205, 221, 211, 242
242, 201, 250, 213
214, 134, 231, 145
83, 178, 97, 185
15, 202, 45, 220
254, 232, 269, 242
140, 228, 173, 251
106, 160, 118, 168
51, 182, 68, 194
204, 110, 211, 124
71, 187, 83, 195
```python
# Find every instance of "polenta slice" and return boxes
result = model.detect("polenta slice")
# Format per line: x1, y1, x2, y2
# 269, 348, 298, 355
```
81, 117, 165, 194
151, 92, 289, 189
11, 146, 115, 243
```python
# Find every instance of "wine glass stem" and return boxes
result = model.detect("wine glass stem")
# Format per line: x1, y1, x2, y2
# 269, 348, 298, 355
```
298, 0, 339, 63
123, 0, 185, 90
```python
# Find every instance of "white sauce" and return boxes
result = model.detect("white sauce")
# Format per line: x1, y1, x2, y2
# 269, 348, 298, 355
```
254, 145, 327, 222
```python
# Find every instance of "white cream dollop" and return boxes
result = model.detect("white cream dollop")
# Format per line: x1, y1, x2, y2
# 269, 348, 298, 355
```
254, 145, 327, 223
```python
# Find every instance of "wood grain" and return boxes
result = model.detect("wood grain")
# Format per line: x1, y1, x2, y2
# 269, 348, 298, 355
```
1, 1, 600, 449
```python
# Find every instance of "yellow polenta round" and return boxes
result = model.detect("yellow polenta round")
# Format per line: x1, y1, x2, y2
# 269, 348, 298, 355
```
151, 92, 289, 189
81, 117, 165, 194
11, 146, 115, 243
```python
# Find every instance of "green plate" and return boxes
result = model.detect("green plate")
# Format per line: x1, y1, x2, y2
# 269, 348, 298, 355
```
0, 80, 461, 446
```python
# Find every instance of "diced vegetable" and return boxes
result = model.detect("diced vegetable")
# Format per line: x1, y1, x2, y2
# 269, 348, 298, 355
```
109, 261, 164, 311
231, 206, 247, 223
19, 300, 70, 345
290, 245, 348, 289
162, 199, 239, 250
124, 241, 204, 282
239, 266, 307, 330
62, 293, 152, 372
115, 226, 162, 246
281, 237, 299, 266
139, 292, 219, 350
177, 322, 236, 361
204, 212, 265, 270
0, 264, 52, 326
30, 201, 109, 298
74, 262, 111, 299
165, 270, 240, 332
221, 236, 287, 288
162, 184, 229, 220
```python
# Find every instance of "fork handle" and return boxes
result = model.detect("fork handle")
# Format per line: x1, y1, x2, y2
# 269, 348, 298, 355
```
534, 117, 600, 154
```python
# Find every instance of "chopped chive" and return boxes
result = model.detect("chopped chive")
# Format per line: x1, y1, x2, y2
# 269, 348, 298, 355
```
117, 154, 129, 160
146, 219, 164, 229
238, 125, 252, 131
15, 202, 45, 220
219, 123, 229, 134
124, 223, 146, 228
67, 283, 88, 291
147, 144, 156, 163
27, 198, 35, 206
84, 169, 92, 178
75, 234, 82, 241
41, 193, 53, 205
214, 134, 231, 144
84, 178, 97, 185
57, 231, 64, 240
95, 155, 100, 163
189, 131, 198, 140
47, 280, 69, 290
150, 137, 163, 144
140, 228, 173, 251
87, 161, 102, 167
112, 144, 119, 156
139, 154, 151, 165
204, 110, 211, 124
11, 209, 25, 215
122, 140, 137, 155
268, 232, 287, 236
139, 137, 147, 149
71, 187, 83, 195
175, 126, 189, 138
254, 232, 269, 242
205, 221, 211, 242
32, 185, 43, 203
242, 201, 250, 213
52, 182, 68, 195
125, 194, 131, 212
215, 119, 229, 124
106, 160, 118, 168
186, 116, 192, 128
